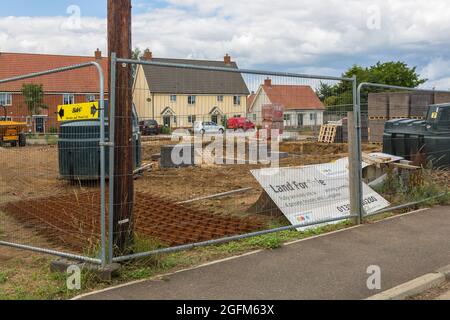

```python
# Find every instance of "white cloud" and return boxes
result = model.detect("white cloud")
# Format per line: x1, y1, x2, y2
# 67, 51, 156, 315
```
2, 0, 450, 87
419, 58, 450, 89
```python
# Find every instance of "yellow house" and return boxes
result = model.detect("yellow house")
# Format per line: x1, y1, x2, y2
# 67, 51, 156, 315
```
133, 52, 250, 128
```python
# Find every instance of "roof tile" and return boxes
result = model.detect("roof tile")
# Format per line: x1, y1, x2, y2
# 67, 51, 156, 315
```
262, 85, 325, 111
0, 52, 109, 93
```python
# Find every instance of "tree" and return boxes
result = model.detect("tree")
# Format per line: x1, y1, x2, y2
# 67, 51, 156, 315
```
131, 47, 148, 79
21, 84, 48, 116
318, 61, 427, 112
132, 47, 143, 60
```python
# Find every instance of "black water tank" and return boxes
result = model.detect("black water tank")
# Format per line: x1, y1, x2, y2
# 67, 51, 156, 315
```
425, 135, 450, 168
58, 120, 141, 180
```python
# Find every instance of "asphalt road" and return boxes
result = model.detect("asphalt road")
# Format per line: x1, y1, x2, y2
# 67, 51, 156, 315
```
79, 206, 450, 300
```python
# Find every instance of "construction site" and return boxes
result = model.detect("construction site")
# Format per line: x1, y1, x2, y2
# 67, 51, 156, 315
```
1, 113, 449, 256
0, 136, 382, 254
0, 2, 448, 298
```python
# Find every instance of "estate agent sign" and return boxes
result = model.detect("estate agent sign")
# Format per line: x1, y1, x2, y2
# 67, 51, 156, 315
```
251, 161, 390, 230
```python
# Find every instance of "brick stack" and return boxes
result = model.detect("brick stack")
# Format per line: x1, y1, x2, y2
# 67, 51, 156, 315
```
434, 92, 450, 104
389, 93, 411, 118
410, 93, 434, 118
367, 91, 449, 143
368, 119, 386, 144
367, 93, 390, 143
261, 104, 284, 137
342, 117, 369, 143
368, 93, 390, 118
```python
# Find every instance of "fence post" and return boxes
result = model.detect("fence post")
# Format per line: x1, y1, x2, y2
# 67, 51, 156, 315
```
108, 52, 117, 264
349, 76, 364, 224
348, 112, 360, 224
99, 66, 106, 267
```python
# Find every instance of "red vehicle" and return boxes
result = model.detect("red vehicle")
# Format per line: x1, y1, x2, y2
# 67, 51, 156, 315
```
227, 117, 255, 131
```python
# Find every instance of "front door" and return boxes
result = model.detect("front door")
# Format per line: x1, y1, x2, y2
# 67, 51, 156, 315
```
35, 117, 45, 133
298, 114, 304, 127
163, 115, 171, 128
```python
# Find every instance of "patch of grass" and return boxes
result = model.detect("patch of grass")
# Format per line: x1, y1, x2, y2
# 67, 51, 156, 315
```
0, 272, 8, 284
115, 219, 354, 286
44, 135, 58, 145
374, 167, 450, 208
0, 258, 68, 300
247, 234, 282, 249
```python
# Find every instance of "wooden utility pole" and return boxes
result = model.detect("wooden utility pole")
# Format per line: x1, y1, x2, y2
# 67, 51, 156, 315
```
107, 0, 134, 254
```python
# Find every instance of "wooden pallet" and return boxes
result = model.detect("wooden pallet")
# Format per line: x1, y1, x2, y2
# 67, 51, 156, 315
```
318, 124, 338, 143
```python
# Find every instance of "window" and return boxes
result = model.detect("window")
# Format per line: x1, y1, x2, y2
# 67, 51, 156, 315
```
284, 114, 291, 121
188, 95, 196, 105
233, 96, 241, 106
217, 96, 224, 102
310, 113, 317, 121
0, 93, 12, 106
86, 94, 96, 102
253, 114, 257, 121
0, 116, 12, 121
170, 95, 177, 103
63, 94, 75, 105
188, 115, 196, 123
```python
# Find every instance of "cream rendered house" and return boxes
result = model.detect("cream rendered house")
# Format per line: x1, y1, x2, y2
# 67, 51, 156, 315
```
133, 51, 250, 128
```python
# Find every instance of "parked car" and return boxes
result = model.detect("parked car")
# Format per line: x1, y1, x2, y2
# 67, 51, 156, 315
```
193, 121, 225, 135
139, 120, 159, 135
227, 117, 256, 131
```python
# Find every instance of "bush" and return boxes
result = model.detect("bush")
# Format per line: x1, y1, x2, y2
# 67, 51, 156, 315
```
161, 126, 172, 135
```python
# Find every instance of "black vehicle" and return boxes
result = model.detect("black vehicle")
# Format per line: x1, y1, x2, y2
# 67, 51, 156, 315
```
139, 120, 159, 136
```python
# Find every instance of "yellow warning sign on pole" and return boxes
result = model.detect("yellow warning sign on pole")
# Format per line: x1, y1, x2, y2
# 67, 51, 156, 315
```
57, 102, 100, 122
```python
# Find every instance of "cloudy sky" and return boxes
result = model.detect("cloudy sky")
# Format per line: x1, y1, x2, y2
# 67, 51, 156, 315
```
1, 0, 450, 89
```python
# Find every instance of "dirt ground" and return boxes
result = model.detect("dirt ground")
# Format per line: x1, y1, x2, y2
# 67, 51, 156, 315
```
0, 139, 381, 254
0, 139, 381, 205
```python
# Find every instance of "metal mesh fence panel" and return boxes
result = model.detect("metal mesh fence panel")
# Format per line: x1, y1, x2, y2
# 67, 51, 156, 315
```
0, 63, 106, 264
109, 57, 378, 262
358, 83, 450, 217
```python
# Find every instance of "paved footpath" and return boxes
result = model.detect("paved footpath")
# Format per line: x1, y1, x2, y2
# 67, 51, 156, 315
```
79, 206, 450, 300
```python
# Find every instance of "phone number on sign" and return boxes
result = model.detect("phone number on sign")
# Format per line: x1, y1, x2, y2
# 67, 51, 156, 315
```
336, 196, 379, 213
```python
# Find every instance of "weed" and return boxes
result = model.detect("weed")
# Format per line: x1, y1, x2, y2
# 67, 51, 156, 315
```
0, 272, 8, 284
247, 234, 282, 249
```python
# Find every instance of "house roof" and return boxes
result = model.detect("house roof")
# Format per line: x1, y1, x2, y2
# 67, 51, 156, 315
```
257, 85, 325, 111
141, 58, 249, 95
247, 93, 256, 111
0, 52, 109, 93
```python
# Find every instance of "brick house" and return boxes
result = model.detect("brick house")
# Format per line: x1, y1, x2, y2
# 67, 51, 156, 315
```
0, 50, 108, 133
247, 78, 325, 128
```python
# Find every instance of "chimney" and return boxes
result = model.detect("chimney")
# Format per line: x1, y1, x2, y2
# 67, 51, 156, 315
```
94, 48, 102, 60
264, 78, 272, 87
143, 49, 153, 61
224, 54, 231, 65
